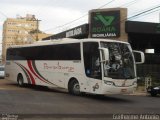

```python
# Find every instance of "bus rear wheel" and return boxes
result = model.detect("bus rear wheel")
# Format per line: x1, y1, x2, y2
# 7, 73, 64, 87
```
68, 80, 81, 95
17, 74, 24, 87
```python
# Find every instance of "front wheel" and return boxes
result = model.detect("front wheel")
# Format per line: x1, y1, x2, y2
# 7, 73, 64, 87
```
68, 80, 81, 95
17, 74, 24, 87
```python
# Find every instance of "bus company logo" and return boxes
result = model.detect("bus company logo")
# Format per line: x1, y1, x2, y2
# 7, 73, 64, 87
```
93, 83, 99, 91
94, 13, 115, 26
43, 62, 74, 72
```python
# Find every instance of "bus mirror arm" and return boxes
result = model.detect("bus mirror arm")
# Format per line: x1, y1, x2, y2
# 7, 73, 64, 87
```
99, 48, 109, 64
99, 60, 109, 65
133, 50, 145, 64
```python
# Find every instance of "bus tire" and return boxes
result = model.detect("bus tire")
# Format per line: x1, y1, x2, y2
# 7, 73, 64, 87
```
68, 79, 81, 95
17, 74, 24, 87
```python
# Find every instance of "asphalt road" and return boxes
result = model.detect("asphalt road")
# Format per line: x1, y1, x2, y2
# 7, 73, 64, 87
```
0, 79, 160, 120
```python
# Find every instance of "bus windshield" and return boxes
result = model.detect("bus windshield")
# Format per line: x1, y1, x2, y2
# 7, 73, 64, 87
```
101, 42, 135, 79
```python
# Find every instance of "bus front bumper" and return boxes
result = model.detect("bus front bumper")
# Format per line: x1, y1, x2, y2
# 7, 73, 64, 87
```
102, 84, 136, 95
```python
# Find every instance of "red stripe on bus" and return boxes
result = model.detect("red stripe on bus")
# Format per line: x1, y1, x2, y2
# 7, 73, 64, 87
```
20, 63, 36, 85
15, 62, 31, 84
27, 60, 50, 85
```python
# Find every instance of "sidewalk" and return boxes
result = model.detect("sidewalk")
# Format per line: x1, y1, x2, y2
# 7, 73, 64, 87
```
0, 79, 28, 90
131, 91, 147, 96
131, 86, 148, 96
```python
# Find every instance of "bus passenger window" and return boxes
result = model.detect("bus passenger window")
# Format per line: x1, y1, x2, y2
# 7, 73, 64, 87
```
83, 42, 102, 80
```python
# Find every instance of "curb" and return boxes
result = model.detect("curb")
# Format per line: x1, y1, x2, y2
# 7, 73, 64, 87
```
130, 91, 149, 96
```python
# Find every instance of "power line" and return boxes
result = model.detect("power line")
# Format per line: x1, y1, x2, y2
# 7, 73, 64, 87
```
128, 5, 160, 20
2, 7, 159, 45
44, 0, 146, 33
0, 10, 8, 18
1, 1, 160, 35
128, 4, 160, 18
44, 0, 116, 32
44, 14, 88, 32
121, 0, 139, 7
129, 8, 160, 20
108, 4, 160, 29
98, 0, 116, 8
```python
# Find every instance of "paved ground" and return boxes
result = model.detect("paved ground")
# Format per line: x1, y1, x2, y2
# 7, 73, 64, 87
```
0, 79, 28, 90
0, 79, 147, 94
0, 79, 159, 120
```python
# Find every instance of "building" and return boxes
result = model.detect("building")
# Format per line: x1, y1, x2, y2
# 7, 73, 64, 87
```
2, 14, 51, 63
29, 29, 52, 41
126, 21, 160, 81
42, 8, 160, 81
43, 8, 128, 42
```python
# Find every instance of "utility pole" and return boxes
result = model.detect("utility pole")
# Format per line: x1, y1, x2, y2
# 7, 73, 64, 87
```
26, 15, 41, 42
36, 19, 41, 41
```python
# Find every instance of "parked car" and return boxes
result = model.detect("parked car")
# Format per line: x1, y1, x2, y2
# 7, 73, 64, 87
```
147, 86, 160, 97
0, 65, 5, 79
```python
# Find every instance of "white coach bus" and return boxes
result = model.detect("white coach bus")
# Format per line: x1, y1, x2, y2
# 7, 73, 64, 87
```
5, 38, 144, 95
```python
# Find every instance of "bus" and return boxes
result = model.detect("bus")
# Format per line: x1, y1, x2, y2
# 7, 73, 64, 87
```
5, 38, 144, 95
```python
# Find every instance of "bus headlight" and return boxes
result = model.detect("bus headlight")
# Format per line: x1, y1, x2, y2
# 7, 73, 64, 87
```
104, 80, 115, 86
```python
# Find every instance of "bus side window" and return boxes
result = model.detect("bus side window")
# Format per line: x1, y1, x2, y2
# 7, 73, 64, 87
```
83, 42, 101, 80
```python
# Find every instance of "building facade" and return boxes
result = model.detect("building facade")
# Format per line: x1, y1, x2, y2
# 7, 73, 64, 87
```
42, 8, 160, 82
2, 14, 51, 63
29, 29, 52, 42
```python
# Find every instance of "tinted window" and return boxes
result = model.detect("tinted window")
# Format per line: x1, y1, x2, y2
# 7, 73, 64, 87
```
0, 67, 4, 71
101, 42, 135, 79
6, 43, 81, 60
83, 42, 101, 79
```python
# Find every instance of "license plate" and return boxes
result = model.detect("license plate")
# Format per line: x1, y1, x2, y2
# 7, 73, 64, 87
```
121, 89, 127, 93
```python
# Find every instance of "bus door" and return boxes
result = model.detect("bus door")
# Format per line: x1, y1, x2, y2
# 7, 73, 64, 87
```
83, 42, 102, 94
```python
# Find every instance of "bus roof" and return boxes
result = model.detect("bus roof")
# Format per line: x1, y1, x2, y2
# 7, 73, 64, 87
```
8, 38, 129, 49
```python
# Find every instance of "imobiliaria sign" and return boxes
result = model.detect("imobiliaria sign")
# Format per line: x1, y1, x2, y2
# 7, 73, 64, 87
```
90, 10, 120, 38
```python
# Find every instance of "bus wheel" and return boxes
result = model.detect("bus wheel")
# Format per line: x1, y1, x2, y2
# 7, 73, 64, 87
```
17, 74, 24, 87
69, 80, 81, 95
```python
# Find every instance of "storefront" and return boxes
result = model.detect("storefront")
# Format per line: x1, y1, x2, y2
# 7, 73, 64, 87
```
126, 21, 160, 80
42, 8, 160, 80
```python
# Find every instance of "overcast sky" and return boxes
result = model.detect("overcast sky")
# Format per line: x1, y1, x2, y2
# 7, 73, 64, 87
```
0, 0, 160, 53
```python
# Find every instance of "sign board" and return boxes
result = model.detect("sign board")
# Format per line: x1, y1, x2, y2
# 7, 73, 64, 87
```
42, 24, 89, 40
66, 27, 82, 38
90, 10, 120, 38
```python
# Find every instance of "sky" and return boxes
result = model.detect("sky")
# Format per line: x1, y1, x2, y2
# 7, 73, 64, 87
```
0, 0, 160, 54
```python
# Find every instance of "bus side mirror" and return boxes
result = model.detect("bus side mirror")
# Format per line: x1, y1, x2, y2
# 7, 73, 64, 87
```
133, 50, 145, 64
99, 48, 109, 63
